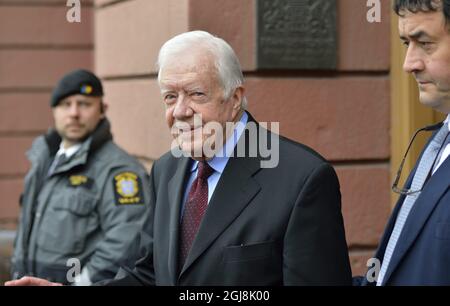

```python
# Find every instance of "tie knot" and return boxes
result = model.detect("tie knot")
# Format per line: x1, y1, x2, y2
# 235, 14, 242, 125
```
197, 161, 214, 180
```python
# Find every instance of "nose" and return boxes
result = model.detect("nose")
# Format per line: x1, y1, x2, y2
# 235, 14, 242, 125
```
68, 102, 80, 117
403, 44, 425, 74
172, 94, 193, 120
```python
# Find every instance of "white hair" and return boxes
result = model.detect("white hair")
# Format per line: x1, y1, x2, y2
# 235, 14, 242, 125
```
156, 31, 247, 109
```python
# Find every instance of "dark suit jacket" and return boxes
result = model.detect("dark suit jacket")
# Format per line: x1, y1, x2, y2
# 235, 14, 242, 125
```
103, 114, 352, 286
365, 127, 450, 285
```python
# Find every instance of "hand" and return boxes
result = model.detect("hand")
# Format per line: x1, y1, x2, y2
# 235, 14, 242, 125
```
4, 276, 63, 286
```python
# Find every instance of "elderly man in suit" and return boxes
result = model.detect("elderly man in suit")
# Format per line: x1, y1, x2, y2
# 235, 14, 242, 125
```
6, 30, 351, 286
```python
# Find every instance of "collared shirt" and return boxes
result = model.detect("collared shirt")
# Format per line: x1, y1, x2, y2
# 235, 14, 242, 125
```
47, 142, 82, 176
56, 142, 82, 159
181, 112, 248, 216
432, 114, 450, 174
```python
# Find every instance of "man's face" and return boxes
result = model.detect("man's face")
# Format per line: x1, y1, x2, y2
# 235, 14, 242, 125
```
52, 94, 104, 146
159, 50, 243, 160
399, 9, 450, 113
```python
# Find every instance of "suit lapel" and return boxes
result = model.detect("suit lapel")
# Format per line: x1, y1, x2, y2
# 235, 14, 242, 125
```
179, 153, 262, 276
167, 156, 191, 284
382, 157, 450, 285
178, 117, 264, 277
176, 114, 265, 278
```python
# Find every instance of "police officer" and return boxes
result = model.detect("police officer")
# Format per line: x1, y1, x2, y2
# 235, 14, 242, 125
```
11, 69, 150, 285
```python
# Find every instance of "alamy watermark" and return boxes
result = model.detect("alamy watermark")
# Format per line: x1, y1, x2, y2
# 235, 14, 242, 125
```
66, 0, 81, 23
170, 114, 280, 169
66, 257, 81, 283
66, 1, 382, 24
366, 257, 381, 283
367, 0, 382, 23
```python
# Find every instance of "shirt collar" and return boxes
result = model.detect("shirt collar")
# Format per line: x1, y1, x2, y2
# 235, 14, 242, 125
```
190, 111, 249, 174
445, 115, 450, 132
56, 142, 82, 159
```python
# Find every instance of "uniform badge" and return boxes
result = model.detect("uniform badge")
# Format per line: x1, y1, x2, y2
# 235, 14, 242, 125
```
80, 84, 93, 95
68, 175, 93, 188
113, 172, 144, 205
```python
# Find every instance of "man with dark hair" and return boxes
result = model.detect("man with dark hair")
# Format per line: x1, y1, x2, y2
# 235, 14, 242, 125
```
10, 69, 151, 285
364, 0, 450, 285
394, 0, 450, 22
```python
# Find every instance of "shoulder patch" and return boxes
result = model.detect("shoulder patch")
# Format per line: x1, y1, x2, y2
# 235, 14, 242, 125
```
113, 171, 145, 205
68, 175, 93, 189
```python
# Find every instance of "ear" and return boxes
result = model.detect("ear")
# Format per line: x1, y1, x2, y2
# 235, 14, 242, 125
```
100, 101, 108, 118
230, 86, 245, 113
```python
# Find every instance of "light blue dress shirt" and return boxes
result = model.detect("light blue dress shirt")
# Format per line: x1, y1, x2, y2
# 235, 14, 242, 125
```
180, 112, 248, 217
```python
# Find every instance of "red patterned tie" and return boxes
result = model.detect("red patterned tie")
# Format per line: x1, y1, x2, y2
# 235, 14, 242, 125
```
179, 161, 214, 269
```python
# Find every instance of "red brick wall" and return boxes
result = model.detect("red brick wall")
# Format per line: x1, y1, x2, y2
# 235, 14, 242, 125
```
0, 0, 93, 226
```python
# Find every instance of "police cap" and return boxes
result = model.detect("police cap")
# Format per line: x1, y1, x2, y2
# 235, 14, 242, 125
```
50, 69, 103, 107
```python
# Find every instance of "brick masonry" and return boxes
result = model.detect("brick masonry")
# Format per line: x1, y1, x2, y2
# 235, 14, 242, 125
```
245, 77, 390, 161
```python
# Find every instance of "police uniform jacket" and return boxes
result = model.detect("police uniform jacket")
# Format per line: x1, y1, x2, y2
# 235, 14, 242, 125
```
11, 119, 150, 284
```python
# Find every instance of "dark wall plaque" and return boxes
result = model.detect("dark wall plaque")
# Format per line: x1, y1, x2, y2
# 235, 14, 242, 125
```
257, 0, 337, 70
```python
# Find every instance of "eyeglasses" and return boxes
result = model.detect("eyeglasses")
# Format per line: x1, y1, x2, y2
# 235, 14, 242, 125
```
392, 121, 444, 195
